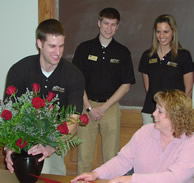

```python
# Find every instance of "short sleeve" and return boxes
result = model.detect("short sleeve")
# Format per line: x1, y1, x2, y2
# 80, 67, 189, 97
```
138, 50, 150, 74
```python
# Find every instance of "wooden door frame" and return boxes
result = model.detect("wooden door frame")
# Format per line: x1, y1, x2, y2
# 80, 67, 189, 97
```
38, 0, 59, 23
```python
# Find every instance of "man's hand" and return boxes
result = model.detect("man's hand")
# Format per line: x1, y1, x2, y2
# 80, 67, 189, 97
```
5, 149, 14, 173
88, 104, 106, 121
28, 144, 55, 162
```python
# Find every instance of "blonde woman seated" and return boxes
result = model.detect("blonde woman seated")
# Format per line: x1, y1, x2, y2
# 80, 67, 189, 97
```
71, 89, 194, 183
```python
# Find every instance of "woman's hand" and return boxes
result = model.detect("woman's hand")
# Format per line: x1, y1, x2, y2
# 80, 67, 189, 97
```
70, 172, 99, 183
5, 149, 14, 173
108, 176, 132, 183
28, 144, 55, 162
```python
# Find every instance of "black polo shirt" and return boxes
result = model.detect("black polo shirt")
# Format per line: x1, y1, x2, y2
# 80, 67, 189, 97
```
4, 54, 84, 113
72, 35, 135, 100
138, 49, 193, 114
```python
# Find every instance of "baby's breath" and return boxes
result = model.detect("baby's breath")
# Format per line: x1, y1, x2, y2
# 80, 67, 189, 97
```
0, 85, 86, 155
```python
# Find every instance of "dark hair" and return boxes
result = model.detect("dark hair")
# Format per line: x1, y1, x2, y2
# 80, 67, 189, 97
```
98, 8, 120, 22
36, 19, 65, 42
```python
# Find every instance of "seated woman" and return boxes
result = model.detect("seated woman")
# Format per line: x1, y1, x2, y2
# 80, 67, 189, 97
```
71, 89, 194, 183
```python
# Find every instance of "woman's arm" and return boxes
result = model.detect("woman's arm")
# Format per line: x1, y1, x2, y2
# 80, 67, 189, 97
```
142, 73, 149, 92
184, 72, 193, 97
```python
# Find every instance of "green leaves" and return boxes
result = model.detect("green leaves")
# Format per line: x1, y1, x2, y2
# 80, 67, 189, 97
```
0, 84, 88, 155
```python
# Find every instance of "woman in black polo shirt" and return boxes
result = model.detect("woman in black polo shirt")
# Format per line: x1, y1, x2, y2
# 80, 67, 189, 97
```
138, 14, 193, 125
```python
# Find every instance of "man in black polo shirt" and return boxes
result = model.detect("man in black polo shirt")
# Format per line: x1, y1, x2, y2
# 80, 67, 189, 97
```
4, 19, 84, 175
72, 7, 135, 174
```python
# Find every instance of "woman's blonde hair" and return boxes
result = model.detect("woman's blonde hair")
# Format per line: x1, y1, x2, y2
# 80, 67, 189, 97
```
154, 89, 194, 138
149, 14, 182, 61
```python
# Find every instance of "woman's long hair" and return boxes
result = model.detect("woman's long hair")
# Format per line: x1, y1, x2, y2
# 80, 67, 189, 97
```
149, 14, 182, 61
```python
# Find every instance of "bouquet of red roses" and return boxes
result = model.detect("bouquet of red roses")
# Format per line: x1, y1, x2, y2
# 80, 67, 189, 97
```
0, 83, 89, 155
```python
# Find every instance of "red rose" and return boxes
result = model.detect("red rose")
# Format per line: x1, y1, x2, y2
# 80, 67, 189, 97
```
79, 114, 89, 125
57, 122, 69, 135
46, 92, 56, 102
32, 83, 40, 94
6, 86, 16, 95
16, 138, 27, 148
1, 110, 12, 120
32, 97, 45, 109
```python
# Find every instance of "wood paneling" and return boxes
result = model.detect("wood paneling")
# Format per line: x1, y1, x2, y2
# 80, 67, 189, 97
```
64, 109, 143, 176
38, 0, 54, 23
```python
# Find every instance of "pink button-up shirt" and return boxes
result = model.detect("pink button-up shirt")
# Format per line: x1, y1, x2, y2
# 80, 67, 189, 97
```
94, 124, 194, 183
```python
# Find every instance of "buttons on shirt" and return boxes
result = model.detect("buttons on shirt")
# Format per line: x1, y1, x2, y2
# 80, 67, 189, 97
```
160, 56, 167, 64
45, 79, 48, 88
101, 46, 106, 60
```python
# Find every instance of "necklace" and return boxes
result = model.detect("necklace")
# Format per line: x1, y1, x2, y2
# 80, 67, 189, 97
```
158, 46, 171, 60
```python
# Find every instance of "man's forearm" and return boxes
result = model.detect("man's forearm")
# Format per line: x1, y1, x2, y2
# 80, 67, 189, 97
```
66, 114, 80, 133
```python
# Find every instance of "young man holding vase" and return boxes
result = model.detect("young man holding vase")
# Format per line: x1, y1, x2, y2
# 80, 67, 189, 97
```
4, 19, 85, 175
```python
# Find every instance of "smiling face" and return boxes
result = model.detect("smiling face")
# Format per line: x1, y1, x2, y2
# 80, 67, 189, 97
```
156, 22, 173, 48
98, 17, 119, 41
37, 34, 65, 71
153, 103, 173, 134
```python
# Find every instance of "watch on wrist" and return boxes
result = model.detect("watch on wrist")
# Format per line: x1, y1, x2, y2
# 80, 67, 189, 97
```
86, 107, 92, 112
3, 146, 8, 152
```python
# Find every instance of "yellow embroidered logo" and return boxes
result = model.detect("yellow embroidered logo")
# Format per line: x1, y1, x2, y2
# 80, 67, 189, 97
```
149, 58, 158, 64
167, 61, 178, 67
110, 59, 120, 63
88, 55, 98, 61
52, 86, 65, 93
